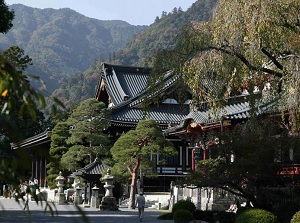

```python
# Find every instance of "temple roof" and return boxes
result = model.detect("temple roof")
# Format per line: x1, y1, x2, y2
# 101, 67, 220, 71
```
165, 94, 279, 135
98, 63, 151, 105
95, 63, 190, 128
10, 130, 52, 150
74, 156, 109, 177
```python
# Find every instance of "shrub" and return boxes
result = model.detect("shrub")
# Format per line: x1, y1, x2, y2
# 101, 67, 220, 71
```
235, 206, 251, 217
157, 212, 173, 220
274, 202, 300, 223
218, 211, 236, 223
235, 208, 278, 223
193, 210, 214, 222
172, 199, 196, 214
291, 211, 300, 223
173, 210, 194, 223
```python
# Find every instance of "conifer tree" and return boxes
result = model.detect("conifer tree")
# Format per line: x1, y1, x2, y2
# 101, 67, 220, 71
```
111, 119, 176, 209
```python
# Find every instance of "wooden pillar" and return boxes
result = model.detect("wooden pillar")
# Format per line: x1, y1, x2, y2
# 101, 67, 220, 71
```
44, 159, 47, 188
35, 157, 38, 179
192, 149, 195, 171
182, 142, 187, 172
203, 148, 208, 160
31, 155, 34, 179
84, 181, 88, 204
39, 157, 42, 188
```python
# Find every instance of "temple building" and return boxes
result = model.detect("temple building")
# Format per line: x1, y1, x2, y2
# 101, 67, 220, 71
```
10, 130, 52, 188
94, 63, 193, 191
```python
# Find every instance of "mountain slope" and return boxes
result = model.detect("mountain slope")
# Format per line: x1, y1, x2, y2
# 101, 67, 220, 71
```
110, 0, 218, 66
0, 4, 147, 92
53, 0, 219, 107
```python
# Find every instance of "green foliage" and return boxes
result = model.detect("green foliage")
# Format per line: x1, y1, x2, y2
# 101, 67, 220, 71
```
185, 118, 300, 209
0, 4, 146, 94
111, 119, 176, 208
217, 211, 236, 223
2, 45, 32, 72
111, 119, 176, 181
235, 208, 278, 223
193, 210, 214, 222
47, 121, 70, 188
291, 210, 300, 223
157, 212, 173, 220
60, 98, 111, 170
172, 199, 196, 214
0, 0, 14, 34
193, 210, 236, 223
173, 210, 194, 223
235, 207, 251, 217
1, 1, 219, 107
151, 0, 300, 133
274, 202, 300, 223
0, 51, 64, 121
111, 0, 218, 67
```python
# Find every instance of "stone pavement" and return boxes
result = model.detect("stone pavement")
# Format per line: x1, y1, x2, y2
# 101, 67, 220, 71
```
0, 197, 174, 223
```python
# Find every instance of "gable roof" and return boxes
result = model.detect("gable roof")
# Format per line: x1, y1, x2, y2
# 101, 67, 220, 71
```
97, 63, 151, 106
74, 156, 109, 177
95, 63, 190, 128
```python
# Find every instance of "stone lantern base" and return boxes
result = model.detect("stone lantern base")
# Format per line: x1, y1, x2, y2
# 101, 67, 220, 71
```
55, 193, 66, 205
99, 196, 118, 211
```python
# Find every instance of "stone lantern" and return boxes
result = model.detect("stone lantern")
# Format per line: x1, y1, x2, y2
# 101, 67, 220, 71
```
74, 187, 82, 205
99, 169, 118, 211
55, 171, 65, 205
91, 185, 100, 208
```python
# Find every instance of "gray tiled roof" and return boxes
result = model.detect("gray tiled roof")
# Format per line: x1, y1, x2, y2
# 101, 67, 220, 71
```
186, 99, 251, 124
10, 130, 52, 150
74, 157, 109, 176
189, 96, 278, 124
111, 104, 190, 127
99, 63, 185, 126
102, 64, 151, 105
129, 71, 179, 107
165, 95, 279, 134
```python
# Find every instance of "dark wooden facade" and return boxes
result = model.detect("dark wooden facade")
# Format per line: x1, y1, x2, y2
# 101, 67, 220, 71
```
10, 130, 51, 188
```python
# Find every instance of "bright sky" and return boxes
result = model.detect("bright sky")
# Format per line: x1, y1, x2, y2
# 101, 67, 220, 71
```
5, 0, 197, 26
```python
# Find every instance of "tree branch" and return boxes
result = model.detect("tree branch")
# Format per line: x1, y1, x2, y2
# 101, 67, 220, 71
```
127, 166, 133, 175
208, 46, 284, 78
261, 47, 283, 70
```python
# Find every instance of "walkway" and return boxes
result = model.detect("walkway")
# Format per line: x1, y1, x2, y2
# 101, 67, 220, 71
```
0, 197, 174, 223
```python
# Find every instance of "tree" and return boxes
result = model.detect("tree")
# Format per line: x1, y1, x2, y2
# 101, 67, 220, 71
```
150, 0, 300, 211
60, 98, 110, 170
110, 119, 176, 209
0, 0, 61, 213
172, 7, 178, 14
152, 0, 300, 132
2, 45, 33, 72
47, 121, 70, 189
187, 118, 300, 210
0, 0, 14, 34
1, 45, 60, 141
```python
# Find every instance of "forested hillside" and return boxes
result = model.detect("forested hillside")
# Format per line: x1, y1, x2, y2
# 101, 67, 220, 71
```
110, 0, 218, 66
0, 0, 218, 107
0, 4, 147, 92
54, 0, 218, 107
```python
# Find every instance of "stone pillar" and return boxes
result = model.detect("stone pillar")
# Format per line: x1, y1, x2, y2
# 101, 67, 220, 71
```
99, 169, 118, 211
91, 185, 100, 208
55, 171, 65, 205
74, 187, 82, 205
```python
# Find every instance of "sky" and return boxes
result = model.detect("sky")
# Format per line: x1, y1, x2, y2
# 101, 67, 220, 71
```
5, 0, 197, 26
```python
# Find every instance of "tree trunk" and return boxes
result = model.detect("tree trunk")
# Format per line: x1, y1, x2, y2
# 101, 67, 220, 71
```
128, 171, 138, 209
